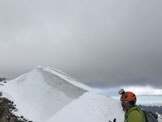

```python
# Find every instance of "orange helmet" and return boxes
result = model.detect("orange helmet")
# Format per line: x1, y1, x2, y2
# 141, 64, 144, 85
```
120, 91, 136, 102
119, 89, 137, 103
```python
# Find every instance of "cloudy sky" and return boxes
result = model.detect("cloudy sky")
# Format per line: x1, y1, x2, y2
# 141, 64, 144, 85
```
0, 0, 162, 89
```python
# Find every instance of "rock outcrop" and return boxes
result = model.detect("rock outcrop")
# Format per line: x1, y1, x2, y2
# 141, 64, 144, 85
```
0, 97, 32, 122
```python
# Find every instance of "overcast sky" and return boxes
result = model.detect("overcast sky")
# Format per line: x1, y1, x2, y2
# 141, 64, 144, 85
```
0, 0, 162, 89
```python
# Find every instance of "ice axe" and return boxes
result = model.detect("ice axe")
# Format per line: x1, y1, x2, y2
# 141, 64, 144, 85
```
109, 118, 116, 122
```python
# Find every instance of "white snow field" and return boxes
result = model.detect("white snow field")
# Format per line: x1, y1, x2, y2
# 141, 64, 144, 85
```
0, 66, 124, 122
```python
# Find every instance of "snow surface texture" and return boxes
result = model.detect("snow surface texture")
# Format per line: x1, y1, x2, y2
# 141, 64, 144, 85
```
1, 66, 124, 122
47, 92, 123, 122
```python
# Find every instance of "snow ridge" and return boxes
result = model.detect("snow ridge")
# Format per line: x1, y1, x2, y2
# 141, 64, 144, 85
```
1, 66, 124, 122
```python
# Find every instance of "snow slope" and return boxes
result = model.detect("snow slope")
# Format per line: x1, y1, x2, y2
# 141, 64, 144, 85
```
47, 92, 123, 122
0, 66, 124, 122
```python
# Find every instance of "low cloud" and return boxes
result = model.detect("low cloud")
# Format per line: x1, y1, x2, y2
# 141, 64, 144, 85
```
96, 85, 162, 96
123, 86, 162, 96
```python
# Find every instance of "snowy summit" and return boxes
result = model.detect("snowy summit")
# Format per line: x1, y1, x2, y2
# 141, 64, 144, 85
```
0, 66, 124, 122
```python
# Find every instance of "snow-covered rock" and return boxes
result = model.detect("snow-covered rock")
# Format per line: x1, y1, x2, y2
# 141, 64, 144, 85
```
0, 66, 124, 122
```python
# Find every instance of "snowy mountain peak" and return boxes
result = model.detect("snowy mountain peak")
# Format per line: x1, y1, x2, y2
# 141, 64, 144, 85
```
1, 66, 124, 122
0, 66, 95, 122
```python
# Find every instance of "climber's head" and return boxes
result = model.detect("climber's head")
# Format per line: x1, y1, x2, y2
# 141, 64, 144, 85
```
119, 89, 136, 111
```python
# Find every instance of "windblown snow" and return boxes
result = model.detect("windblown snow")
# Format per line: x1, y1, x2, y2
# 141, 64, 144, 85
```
0, 66, 124, 122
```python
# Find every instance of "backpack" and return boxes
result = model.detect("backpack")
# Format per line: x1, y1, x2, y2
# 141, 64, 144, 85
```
142, 110, 158, 122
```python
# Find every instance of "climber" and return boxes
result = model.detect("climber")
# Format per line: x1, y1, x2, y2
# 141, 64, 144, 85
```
119, 89, 146, 122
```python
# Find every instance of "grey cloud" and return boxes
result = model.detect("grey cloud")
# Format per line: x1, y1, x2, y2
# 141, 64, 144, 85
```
0, 0, 162, 88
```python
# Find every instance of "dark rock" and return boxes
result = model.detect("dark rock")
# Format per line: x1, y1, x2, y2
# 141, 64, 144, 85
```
0, 97, 33, 122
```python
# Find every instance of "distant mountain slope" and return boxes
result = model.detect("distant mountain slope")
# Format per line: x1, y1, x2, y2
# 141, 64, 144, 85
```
140, 105, 162, 114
